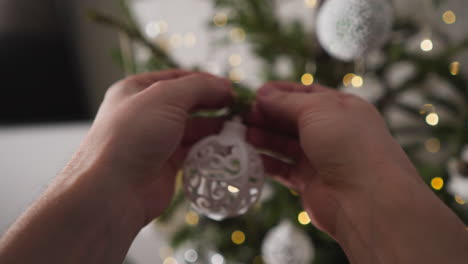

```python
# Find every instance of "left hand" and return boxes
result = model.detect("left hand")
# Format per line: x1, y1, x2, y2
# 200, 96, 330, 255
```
63, 70, 232, 224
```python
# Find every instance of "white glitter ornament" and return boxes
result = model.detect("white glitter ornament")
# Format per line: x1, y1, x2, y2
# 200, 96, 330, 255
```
316, 0, 394, 61
183, 118, 264, 221
262, 220, 315, 264
447, 146, 468, 201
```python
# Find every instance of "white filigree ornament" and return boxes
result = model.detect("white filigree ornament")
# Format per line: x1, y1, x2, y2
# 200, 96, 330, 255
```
447, 146, 468, 201
183, 118, 264, 221
316, 0, 394, 61
262, 220, 315, 264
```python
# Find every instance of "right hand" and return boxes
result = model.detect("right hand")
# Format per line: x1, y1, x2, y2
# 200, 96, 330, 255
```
246, 81, 420, 236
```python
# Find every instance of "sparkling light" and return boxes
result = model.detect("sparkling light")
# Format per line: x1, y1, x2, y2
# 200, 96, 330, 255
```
304, 0, 317, 8
450, 61, 460, 76
425, 138, 441, 153
301, 73, 314, 86
343, 73, 356, 86
298, 211, 311, 225
230, 27, 246, 42
163, 257, 178, 264
229, 68, 245, 83
184, 249, 198, 263
425, 113, 439, 126
431, 177, 444, 191
231, 230, 246, 245
351, 75, 364, 88
455, 195, 466, 205
185, 211, 199, 226
442, 10, 456, 24
213, 12, 228, 27
420, 39, 433, 52
184, 32, 197, 47
228, 185, 240, 193
211, 253, 224, 264
228, 54, 242, 67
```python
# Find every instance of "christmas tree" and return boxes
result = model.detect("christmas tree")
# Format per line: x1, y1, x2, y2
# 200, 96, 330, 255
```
90, 0, 468, 263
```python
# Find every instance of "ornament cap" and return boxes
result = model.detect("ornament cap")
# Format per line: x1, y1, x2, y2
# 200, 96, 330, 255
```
220, 117, 246, 138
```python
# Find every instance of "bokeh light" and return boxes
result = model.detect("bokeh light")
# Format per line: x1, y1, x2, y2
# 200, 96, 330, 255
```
163, 257, 178, 264
301, 73, 314, 86
213, 12, 228, 27
228, 54, 242, 67
431, 177, 444, 190
231, 230, 246, 245
455, 195, 466, 205
450, 61, 460, 76
343, 73, 356, 86
304, 0, 317, 8
420, 39, 433, 52
185, 211, 199, 226
425, 113, 439, 126
230, 27, 246, 42
425, 138, 441, 153
442, 10, 456, 24
298, 211, 311, 225
351, 75, 364, 88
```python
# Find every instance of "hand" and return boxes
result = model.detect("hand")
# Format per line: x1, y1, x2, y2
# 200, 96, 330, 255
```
64, 70, 232, 224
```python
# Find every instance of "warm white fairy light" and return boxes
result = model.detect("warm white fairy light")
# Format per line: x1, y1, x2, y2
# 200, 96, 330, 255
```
442, 10, 456, 25
298, 211, 311, 225
213, 12, 228, 27
304, 0, 318, 8
301, 73, 314, 86
420, 39, 433, 52
228, 54, 242, 66
163, 257, 178, 264
450, 61, 460, 76
228, 185, 240, 193
351, 75, 364, 88
230, 27, 246, 42
229, 68, 245, 82
425, 113, 439, 126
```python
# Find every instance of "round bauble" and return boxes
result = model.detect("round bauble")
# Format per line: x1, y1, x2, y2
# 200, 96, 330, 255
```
183, 118, 264, 221
262, 220, 315, 264
316, 0, 394, 61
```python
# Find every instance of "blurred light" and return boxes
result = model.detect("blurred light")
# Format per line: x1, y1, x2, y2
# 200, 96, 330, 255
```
343, 73, 356, 86
442, 10, 456, 24
184, 32, 197, 47
229, 68, 245, 83
420, 39, 433, 52
170, 34, 183, 48
228, 54, 242, 67
231, 230, 246, 245
185, 211, 199, 226
455, 195, 466, 205
425, 138, 441, 153
298, 211, 311, 225
304, 0, 317, 8
204, 62, 221, 75
184, 249, 198, 263
450, 61, 460, 76
145, 22, 161, 38
431, 177, 444, 190
301, 73, 314, 85
425, 113, 439, 126
159, 246, 174, 259
230, 27, 246, 42
213, 12, 228, 27
419, 104, 435, 115
228, 185, 240, 193
155, 38, 170, 51
253, 256, 264, 264
351, 75, 364, 88
211, 253, 224, 264
290, 189, 299, 196
158, 21, 168, 33
163, 257, 178, 264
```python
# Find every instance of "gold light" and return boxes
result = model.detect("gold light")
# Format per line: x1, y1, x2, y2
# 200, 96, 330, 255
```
425, 138, 441, 153
442, 10, 456, 24
231, 230, 246, 245
431, 177, 444, 191
420, 39, 433, 52
228, 54, 242, 67
425, 113, 439, 126
298, 211, 311, 225
230, 27, 246, 42
213, 12, 228, 27
455, 195, 466, 205
304, 0, 317, 8
450, 61, 460, 76
351, 75, 364, 88
185, 211, 199, 226
343, 73, 356, 86
301, 73, 314, 86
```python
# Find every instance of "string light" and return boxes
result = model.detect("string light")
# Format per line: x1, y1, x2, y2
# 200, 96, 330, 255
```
211, 253, 224, 264
229, 68, 245, 83
343, 73, 356, 86
185, 211, 199, 226
455, 195, 466, 205
425, 138, 441, 153
184, 249, 198, 263
230, 27, 246, 42
145, 22, 161, 38
298, 211, 311, 225
442, 10, 456, 25
351, 75, 364, 88
228, 54, 242, 67
301, 73, 314, 85
425, 113, 439, 126
163, 257, 178, 264
184, 32, 197, 47
231, 230, 246, 245
228, 185, 240, 193
420, 39, 433, 52
304, 0, 318, 8
450, 61, 460, 76
213, 12, 228, 27
431, 177, 444, 190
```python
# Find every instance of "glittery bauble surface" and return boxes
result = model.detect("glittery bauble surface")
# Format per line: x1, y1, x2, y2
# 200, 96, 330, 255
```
262, 220, 315, 264
316, 0, 393, 61
183, 119, 264, 221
